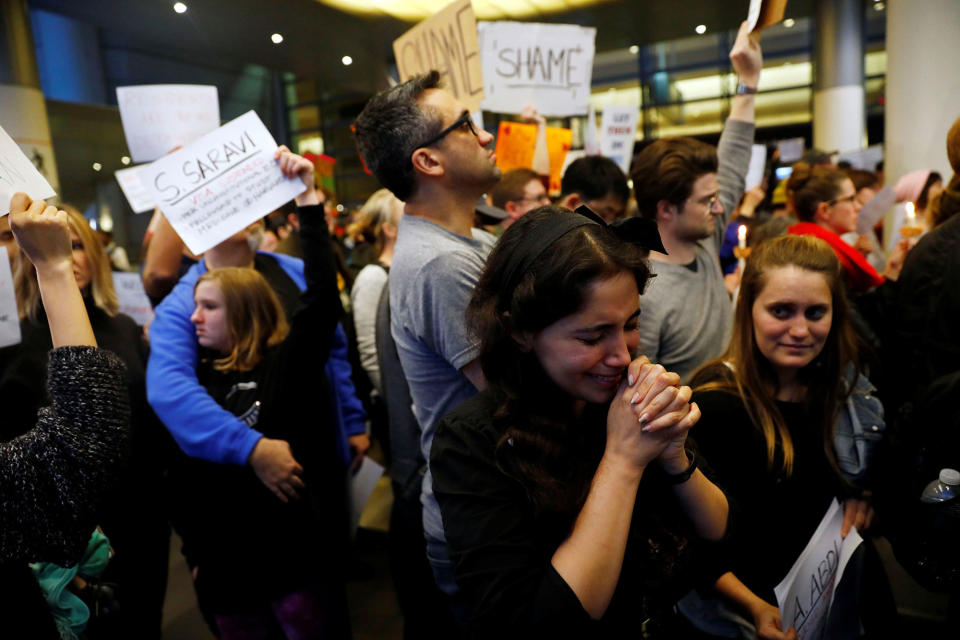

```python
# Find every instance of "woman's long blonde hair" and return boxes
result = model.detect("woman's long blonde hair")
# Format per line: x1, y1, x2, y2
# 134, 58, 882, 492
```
14, 206, 118, 322
691, 234, 858, 476
194, 267, 289, 372
345, 189, 402, 259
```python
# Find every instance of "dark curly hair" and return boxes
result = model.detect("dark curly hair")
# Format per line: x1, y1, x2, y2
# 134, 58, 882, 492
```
466, 206, 651, 512
353, 71, 443, 201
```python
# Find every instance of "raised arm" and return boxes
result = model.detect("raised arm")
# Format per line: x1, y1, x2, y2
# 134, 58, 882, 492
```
1, 193, 130, 563
715, 21, 762, 242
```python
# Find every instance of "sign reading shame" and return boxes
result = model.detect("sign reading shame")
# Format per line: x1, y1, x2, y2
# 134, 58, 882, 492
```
141, 110, 305, 255
117, 85, 220, 163
0, 123, 56, 216
393, 0, 484, 113
478, 21, 596, 117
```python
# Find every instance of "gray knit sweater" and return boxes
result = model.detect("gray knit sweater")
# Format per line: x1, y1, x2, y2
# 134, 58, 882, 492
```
0, 346, 129, 565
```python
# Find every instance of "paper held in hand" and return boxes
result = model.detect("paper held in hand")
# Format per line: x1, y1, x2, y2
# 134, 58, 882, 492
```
112, 272, 155, 327
477, 21, 596, 117
140, 110, 306, 256
0, 124, 56, 216
774, 498, 863, 640
117, 85, 220, 164
748, 0, 788, 32
115, 165, 156, 214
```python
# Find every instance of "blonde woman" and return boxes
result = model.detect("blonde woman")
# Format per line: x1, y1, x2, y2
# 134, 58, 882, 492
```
347, 188, 403, 393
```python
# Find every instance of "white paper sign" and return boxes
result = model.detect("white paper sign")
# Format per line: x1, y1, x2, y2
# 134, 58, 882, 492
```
599, 105, 638, 174
778, 137, 805, 164
745, 144, 768, 191
350, 456, 385, 535
478, 21, 596, 117
856, 185, 895, 235
835, 145, 883, 172
0, 247, 20, 348
141, 110, 306, 255
0, 124, 56, 216
774, 499, 863, 640
112, 272, 154, 326
117, 85, 220, 164
115, 166, 156, 214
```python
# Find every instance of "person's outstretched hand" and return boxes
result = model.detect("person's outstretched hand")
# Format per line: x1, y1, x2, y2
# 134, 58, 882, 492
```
730, 20, 763, 87
275, 145, 320, 207
248, 437, 306, 502
750, 598, 797, 640
8, 192, 72, 273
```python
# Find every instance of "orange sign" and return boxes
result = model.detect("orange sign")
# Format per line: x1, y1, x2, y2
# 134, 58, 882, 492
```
494, 121, 572, 195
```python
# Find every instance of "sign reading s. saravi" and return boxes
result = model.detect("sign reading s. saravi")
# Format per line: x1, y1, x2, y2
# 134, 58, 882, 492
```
393, 0, 484, 113
478, 21, 596, 117
141, 110, 304, 255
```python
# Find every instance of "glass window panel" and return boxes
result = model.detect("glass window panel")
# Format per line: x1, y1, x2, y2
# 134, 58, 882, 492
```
289, 105, 320, 132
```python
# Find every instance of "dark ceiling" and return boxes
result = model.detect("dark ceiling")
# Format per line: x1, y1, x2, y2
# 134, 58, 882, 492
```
28, 0, 815, 95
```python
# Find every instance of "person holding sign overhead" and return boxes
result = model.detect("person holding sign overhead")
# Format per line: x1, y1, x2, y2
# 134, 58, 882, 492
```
165, 148, 351, 637
0, 193, 130, 638
683, 235, 892, 639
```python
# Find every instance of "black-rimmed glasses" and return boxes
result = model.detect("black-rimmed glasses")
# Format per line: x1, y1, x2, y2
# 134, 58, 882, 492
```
417, 111, 478, 148
828, 193, 857, 206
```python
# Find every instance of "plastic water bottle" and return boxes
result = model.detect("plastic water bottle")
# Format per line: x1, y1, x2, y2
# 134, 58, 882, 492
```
920, 468, 960, 504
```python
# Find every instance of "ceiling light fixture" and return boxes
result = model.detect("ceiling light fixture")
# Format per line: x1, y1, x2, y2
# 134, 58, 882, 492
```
173, 2, 187, 14
695, 24, 707, 35
629, 45, 639, 54
873, 1, 884, 9
341, 55, 353, 66
121, 156, 131, 165
271, 33, 284, 44
92, 162, 102, 172
783, 18, 795, 28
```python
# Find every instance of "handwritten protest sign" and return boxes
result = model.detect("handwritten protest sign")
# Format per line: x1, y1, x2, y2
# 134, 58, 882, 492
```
112, 272, 155, 327
774, 499, 862, 640
599, 105, 639, 174
745, 144, 768, 191
748, 0, 788, 32
478, 21, 595, 117
0, 247, 20, 348
117, 85, 220, 163
494, 121, 572, 194
0, 124, 56, 216
115, 166, 156, 214
393, 0, 484, 113
141, 110, 305, 255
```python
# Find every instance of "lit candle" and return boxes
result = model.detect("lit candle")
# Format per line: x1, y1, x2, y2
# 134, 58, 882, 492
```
905, 201, 917, 228
738, 224, 747, 249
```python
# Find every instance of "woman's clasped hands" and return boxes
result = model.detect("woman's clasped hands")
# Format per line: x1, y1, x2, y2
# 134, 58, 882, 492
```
606, 355, 700, 473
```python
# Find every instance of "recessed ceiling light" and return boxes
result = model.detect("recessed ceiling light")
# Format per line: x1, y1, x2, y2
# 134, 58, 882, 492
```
92, 162, 102, 171
173, 2, 187, 14
271, 33, 284, 44
873, 1, 884, 10
629, 45, 639, 54
783, 18, 795, 28
341, 55, 353, 66
695, 24, 707, 35
336, 204, 344, 212
121, 156, 131, 165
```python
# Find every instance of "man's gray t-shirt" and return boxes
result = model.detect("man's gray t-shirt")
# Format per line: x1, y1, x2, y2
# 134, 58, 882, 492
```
389, 215, 496, 542
637, 118, 755, 382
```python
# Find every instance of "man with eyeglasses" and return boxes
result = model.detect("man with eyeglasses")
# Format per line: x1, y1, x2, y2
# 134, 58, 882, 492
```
629, 22, 763, 383
489, 168, 550, 233
353, 70, 500, 626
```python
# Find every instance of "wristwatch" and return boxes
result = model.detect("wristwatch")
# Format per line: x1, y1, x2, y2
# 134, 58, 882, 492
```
736, 82, 758, 95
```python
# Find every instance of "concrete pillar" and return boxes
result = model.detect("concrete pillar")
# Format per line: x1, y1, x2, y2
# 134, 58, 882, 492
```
0, 0, 60, 193
885, 0, 960, 186
812, 0, 865, 153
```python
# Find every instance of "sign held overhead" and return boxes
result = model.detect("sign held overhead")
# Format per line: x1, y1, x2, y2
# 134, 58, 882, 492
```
392, 0, 484, 113
117, 84, 221, 163
140, 110, 305, 255
478, 21, 596, 117
0, 123, 56, 216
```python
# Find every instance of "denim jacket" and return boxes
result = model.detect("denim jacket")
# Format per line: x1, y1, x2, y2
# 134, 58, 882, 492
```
834, 370, 885, 489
